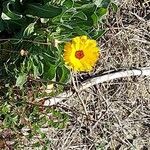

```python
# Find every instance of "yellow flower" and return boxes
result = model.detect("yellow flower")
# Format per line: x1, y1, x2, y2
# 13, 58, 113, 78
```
63, 36, 99, 72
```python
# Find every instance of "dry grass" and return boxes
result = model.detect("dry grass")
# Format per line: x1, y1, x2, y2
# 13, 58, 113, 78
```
41, 1, 150, 150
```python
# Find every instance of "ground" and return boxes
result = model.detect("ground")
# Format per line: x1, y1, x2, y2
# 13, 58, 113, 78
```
0, 0, 150, 149
43, 1, 150, 149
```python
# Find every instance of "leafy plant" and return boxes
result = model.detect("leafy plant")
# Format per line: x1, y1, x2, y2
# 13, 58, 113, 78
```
0, 0, 117, 148
0, 0, 116, 87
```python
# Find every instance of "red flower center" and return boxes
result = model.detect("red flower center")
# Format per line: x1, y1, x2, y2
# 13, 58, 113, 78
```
75, 50, 84, 59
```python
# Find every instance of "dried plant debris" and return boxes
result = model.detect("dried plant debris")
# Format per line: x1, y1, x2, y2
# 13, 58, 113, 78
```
1, 0, 150, 149
44, 1, 150, 149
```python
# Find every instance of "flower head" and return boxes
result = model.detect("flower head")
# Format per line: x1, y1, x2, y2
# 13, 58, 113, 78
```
63, 36, 99, 72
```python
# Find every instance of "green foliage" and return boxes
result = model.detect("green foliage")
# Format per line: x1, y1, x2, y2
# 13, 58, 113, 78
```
0, 99, 69, 148
0, 0, 118, 148
0, 0, 117, 88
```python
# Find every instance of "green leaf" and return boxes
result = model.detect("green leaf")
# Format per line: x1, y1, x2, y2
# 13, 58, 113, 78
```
27, 55, 44, 78
76, 3, 96, 16
76, 3, 94, 10
42, 46, 60, 65
40, 18, 49, 23
94, 0, 111, 8
33, 65, 40, 78
61, 23, 73, 29
37, 60, 44, 76
60, 10, 75, 22
96, 7, 108, 18
91, 12, 99, 25
44, 64, 56, 80
74, 26, 88, 36
63, 0, 74, 9
16, 73, 27, 88
56, 66, 70, 83
70, 17, 93, 30
33, 55, 44, 77
1, 1, 23, 20
73, 11, 87, 20
26, 3, 62, 18
94, 0, 103, 7
23, 22, 35, 36
1, 103, 10, 114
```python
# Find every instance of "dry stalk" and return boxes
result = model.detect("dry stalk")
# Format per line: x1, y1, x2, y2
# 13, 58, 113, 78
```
43, 67, 150, 106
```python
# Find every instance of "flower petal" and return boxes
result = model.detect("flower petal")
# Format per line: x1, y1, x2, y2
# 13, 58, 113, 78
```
63, 35, 100, 72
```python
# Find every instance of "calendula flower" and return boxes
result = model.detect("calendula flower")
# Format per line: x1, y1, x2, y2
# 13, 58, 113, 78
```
63, 36, 99, 72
